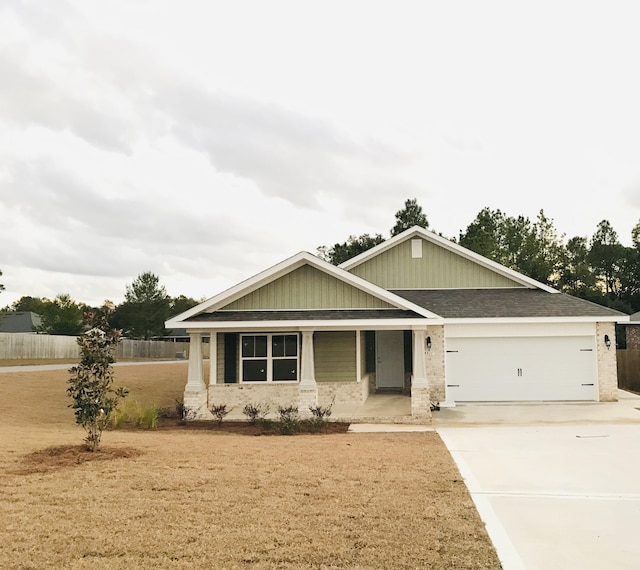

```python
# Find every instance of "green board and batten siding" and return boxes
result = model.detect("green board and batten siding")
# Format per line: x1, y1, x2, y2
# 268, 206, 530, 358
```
348, 238, 524, 289
313, 331, 357, 382
221, 265, 394, 310
216, 333, 225, 384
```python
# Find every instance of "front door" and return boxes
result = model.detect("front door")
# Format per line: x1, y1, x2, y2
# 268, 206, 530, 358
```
376, 331, 405, 390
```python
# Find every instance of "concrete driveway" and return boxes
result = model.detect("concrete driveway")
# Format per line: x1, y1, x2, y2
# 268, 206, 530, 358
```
437, 391, 640, 570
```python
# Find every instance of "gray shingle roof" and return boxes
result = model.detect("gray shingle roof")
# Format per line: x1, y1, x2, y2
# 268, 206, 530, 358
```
390, 288, 626, 319
186, 309, 421, 322
184, 291, 624, 322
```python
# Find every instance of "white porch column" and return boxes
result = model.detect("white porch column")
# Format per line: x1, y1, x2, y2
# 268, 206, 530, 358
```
184, 332, 209, 418
186, 332, 204, 390
412, 329, 428, 388
298, 330, 318, 416
355, 330, 362, 383
411, 329, 432, 420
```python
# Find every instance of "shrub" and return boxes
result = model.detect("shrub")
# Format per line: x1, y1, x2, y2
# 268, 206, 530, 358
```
125, 400, 144, 427
309, 397, 335, 420
141, 406, 159, 429
307, 397, 335, 432
157, 406, 173, 419
175, 399, 197, 422
110, 400, 160, 429
276, 405, 300, 435
111, 406, 129, 429
242, 403, 270, 424
256, 417, 275, 432
210, 403, 233, 425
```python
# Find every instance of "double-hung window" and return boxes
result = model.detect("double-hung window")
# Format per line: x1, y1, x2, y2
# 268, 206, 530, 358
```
241, 334, 299, 382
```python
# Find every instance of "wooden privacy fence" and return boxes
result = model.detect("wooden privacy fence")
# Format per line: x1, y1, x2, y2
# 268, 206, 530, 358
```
0, 333, 80, 359
0, 333, 209, 360
617, 349, 640, 393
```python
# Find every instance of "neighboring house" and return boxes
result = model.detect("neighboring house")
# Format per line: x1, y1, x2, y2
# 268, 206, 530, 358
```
623, 311, 640, 349
0, 311, 42, 333
166, 226, 627, 421
163, 328, 190, 342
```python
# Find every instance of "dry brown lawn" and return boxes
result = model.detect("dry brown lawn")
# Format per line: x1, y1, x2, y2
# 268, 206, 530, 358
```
0, 363, 500, 570
0, 358, 180, 367
0, 358, 81, 366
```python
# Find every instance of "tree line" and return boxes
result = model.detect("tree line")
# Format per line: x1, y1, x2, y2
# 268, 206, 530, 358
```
319, 199, 640, 314
457, 209, 640, 313
2, 198, 639, 338
1, 272, 200, 339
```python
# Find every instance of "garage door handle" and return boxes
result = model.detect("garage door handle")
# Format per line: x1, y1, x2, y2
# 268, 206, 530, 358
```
581, 383, 594, 386
447, 384, 460, 387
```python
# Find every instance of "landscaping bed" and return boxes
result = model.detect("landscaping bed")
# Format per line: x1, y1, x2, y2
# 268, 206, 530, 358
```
113, 417, 351, 435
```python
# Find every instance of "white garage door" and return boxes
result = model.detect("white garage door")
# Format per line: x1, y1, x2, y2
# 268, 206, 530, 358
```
445, 336, 597, 402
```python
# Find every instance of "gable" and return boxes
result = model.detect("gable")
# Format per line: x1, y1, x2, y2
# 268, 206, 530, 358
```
220, 264, 396, 310
346, 236, 524, 289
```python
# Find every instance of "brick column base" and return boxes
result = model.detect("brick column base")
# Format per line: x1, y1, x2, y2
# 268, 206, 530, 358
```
411, 386, 432, 421
298, 387, 318, 419
183, 390, 211, 420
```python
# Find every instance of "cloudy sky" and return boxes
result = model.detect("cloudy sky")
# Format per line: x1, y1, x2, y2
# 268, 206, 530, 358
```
2, 0, 640, 307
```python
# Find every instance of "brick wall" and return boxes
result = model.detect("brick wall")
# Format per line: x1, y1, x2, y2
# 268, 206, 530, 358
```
596, 322, 619, 402
318, 379, 368, 407
426, 325, 446, 402
208, 383, 300, 411
206, 381, 367, 420
183, 390, 211, 419
410, 386, 432, 420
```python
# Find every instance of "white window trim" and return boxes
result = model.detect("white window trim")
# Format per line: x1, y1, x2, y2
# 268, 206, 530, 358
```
240, 333, 300, 383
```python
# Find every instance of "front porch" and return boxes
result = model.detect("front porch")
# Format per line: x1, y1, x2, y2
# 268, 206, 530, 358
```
183, 326, 445, 423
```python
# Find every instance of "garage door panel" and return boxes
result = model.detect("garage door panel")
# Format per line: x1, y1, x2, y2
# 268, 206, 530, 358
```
446, 336, 596, 402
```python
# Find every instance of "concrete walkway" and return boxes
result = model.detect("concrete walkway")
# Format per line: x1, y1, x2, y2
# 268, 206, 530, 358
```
437, 391, 640, 570
333, 393, 414, 423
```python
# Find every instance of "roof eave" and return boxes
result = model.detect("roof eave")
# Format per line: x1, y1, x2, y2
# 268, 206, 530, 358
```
179, 317, 444, 332
444, 315, 627, 324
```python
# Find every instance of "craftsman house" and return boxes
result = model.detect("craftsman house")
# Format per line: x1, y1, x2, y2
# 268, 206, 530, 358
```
166, 226, 625, 421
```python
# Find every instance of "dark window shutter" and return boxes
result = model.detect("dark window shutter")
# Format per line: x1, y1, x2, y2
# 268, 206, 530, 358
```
365, 331, 376, 373
224, 333, 238, 383
403, 330, 413, 374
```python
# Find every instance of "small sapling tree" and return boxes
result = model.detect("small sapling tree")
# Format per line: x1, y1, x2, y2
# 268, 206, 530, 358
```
67, 310, 127, 451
